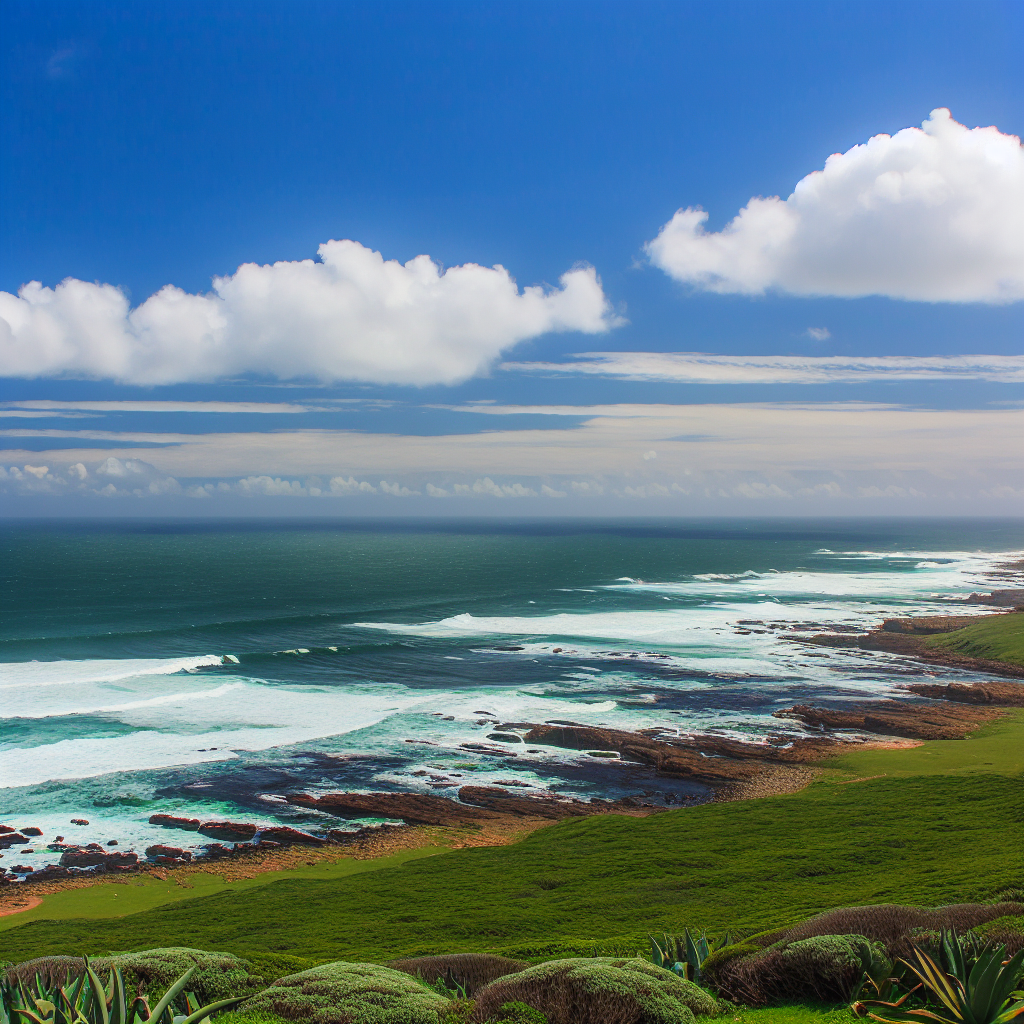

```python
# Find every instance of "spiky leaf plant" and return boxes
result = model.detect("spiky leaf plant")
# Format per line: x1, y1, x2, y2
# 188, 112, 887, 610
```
649, 928, 734, 983
1, 960, 244, 1024
861, 944, 1024, 1024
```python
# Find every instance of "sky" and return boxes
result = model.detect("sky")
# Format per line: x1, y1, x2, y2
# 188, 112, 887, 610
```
1, 0, 1022, 516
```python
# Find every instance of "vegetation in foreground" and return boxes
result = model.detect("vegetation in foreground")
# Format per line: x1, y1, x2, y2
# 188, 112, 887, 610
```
3, 913, 1022, 1024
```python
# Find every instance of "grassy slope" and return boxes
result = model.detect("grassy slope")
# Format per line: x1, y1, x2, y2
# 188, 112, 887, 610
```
0, 846, 446, 933
2, 713, 1021, 965
925, 611, 1024, 665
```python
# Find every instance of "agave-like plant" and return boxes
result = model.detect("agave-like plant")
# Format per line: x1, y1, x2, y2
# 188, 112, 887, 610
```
1, 960, 244, 1024
650, 928, 735, 983
860, 944, 1024, 1024
850, 938, 901, 1004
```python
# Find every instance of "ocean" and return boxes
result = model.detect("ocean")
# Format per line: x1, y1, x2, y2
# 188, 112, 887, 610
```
1, 517, 1021, 869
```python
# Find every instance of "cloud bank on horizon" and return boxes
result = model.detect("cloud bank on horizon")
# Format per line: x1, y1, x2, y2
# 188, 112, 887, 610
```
0, 240, 617, 385
646, 110, 1024, 303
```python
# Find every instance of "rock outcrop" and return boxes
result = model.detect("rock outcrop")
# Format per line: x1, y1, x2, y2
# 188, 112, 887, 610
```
773, 700, 1004, 740
58, 847, 139, 870
149, 814, 201, 830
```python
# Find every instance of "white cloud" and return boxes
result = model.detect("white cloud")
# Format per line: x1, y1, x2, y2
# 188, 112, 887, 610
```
379, 480, 420, 496
0, 240, 619, 385
3, 400, 1022, 511
540, 484, 567, 498
646, 109, 1024, 303
329, 476, 377, 495
503, 352, 1024, 384
453, 478, 539, 498
805, 328, 831, 341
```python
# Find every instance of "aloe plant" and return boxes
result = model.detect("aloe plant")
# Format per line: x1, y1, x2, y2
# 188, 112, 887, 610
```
649, 928, 735, 982
860, 944, 1024, 1024
1, 960, 244, 1024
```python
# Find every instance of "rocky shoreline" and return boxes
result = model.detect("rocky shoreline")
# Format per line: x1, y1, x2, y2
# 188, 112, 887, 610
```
4, 593, 1023, 908
4, 680, 1017, 897
784, 608, 1024, 682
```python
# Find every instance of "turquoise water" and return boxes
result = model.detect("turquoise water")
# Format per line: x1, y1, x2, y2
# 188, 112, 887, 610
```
1, 517, 1021, 867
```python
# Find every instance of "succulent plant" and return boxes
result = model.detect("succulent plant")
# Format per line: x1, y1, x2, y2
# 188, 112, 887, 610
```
1, 959, 244, 1024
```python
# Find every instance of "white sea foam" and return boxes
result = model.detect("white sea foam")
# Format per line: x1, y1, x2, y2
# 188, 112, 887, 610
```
0, 655, 222, 690
0, 677, 426, 788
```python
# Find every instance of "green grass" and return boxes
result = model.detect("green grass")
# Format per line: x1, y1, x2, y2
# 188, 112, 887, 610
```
925, 611, 1024, 666
695, 1008, 858, 1024
0, 845, 447, 933
819, 709, 1024, 778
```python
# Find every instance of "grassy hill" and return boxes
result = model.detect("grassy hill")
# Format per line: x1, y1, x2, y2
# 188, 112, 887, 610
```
2, 713, 1021, 966
926, 611, 1024, 666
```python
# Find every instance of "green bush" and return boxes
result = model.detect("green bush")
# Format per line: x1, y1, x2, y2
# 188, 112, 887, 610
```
472, 957, 719, 1024
491, 1002, 548, 1024
238, 961, 450, 1024
92, 947, 266, 1004
4, 956, 86, 988
706, 934, 880, 1006
699, 943, 760, 994
388, 954, 528, 996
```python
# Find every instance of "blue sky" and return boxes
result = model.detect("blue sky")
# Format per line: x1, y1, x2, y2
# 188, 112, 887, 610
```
1, 0, 1022, 514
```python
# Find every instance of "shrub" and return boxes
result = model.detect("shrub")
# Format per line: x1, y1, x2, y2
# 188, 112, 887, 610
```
388, 954, 528, 996
238, 961, 450, 1024
972, 916, 1024, 955
490, 1002, 548, 1024
766, 904, 1024, 955
5, 956, 86, 988
698, 943, 760, 996
93, 947, 266, 1004
472, 957, 719, 1024
706, 934, 881, 1006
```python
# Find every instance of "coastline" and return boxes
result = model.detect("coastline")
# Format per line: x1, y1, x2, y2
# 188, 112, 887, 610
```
4, 592, 1023, 925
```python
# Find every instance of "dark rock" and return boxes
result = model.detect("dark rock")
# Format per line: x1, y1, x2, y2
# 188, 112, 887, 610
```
21, 826, 43, 837
0, 833, 30, 848
198, 820, 258, 842
965, 589, 1024, 607
149, 814, 201, 830
59, 847, 139, 870
0, 824, 16, 834
774, 701, 1004, 740
457, 786, 591, 819
289, 791, 500, 826
25, 865, 75, 883
70, 818, 89, 825
904, 680, 1024, 707
145, 844, 192, 861
10, 864, 33, 873
257, 826, 326, 846
107, 840, 118, 846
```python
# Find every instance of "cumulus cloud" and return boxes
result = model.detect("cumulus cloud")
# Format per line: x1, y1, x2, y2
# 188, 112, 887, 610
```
646, 109, 1024, 302
503, 351, 1024, 384
0, 456, 179, 497
0, 240, 619, 385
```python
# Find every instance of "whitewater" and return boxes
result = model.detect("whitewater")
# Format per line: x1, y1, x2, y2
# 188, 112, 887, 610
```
1, 518, 1021, 868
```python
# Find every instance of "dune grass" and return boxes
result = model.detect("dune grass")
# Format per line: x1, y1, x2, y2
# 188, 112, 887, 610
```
925, 611, 1024, 665
2, 712, 1020, 966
